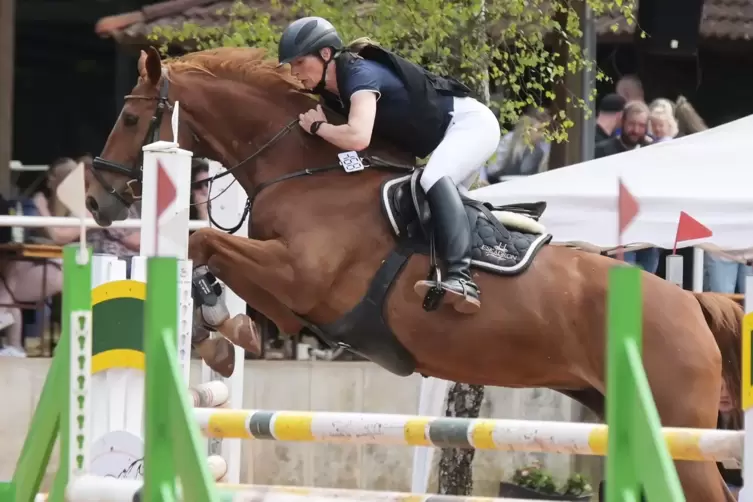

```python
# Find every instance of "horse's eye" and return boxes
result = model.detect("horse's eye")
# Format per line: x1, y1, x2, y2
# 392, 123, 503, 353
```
123, 114, 139, 127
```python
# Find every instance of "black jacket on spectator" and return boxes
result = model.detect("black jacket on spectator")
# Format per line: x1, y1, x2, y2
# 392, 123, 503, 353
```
594, 137, 629, 159
595, 136, 654, 159
595, 125, 611, 145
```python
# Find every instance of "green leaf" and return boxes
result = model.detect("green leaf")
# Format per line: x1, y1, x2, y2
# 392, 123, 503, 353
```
148, 0, 637, 143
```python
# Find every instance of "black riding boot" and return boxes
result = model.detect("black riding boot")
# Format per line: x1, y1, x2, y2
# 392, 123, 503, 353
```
414, 176, 481, 314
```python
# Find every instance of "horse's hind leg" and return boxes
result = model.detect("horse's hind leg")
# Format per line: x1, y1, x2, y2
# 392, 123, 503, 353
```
644, 328, 732, 502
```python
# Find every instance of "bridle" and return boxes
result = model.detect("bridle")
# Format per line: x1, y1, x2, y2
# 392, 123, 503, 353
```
91, 76, 173, 207
90, 71, 413, 235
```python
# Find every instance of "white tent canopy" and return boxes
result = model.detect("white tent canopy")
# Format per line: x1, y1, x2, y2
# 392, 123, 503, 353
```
471, 114, 753, 251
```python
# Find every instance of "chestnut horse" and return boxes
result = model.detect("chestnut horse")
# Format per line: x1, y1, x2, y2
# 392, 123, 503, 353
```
86, 46, 741, 501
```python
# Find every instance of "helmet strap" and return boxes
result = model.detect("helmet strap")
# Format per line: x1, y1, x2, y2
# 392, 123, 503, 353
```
311, 51, 337, 95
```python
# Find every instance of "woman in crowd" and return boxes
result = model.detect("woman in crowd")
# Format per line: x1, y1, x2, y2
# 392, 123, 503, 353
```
190, 158, 210, 222
718, 380, 742, 496
648, 109, 678, 142
0, 156, 141, 356
0, 157, 89, 356
485, 108, 551, 184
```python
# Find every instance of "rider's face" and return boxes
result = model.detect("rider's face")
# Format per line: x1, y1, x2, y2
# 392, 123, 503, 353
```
290, 53, 326, 90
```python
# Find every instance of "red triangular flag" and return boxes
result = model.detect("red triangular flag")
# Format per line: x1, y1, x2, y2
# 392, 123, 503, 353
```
673, 211, 712, 253
618, 179, 639, 236
156, 160, 177, 220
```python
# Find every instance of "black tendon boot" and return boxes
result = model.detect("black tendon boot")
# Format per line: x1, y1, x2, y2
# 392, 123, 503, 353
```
414, 176, 481, 314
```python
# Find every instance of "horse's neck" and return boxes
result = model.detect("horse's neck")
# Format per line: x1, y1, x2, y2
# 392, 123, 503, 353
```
180, 79, 331, 182
179, 77, 412, 239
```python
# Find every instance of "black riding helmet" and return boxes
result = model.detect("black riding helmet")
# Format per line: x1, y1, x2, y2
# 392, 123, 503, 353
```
278, 17, 344, 66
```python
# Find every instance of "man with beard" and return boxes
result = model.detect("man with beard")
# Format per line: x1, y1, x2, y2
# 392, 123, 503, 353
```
594, 100, 660, 275
594, 100, 652, 159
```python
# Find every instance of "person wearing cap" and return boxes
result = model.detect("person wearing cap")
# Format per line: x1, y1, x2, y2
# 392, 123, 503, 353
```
595, 100, 652, 159
595, 93, 625, 144
276, 16, 502, 314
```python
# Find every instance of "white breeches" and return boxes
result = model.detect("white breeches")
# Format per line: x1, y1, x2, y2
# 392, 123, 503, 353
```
420, 96, 501, 193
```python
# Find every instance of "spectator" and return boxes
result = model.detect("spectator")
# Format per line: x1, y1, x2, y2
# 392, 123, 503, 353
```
649, 108, 678, 142
0, 190, 64, 357
486, 108, 550, 184
615, 74, 644, 103
594, 101, 660, 274
649, 97, 675, 117
718, 380, 742, 496
190, 158, 210, 222
595, 100, 652, 159
703, 251, 752, 295
30, 157, 101, 246
647, 98, 679, 142
595, 93, 625, 145
89, 202, 141, 278
674, 96, 708, 137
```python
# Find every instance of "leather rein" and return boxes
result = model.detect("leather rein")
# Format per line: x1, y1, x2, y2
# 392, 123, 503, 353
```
90, 75, 414, 235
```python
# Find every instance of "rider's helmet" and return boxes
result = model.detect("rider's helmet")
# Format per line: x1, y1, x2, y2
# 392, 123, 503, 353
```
278, 17, 344, 66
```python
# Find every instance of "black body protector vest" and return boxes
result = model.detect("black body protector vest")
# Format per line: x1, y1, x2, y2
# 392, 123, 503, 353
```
320, 44, 473, 159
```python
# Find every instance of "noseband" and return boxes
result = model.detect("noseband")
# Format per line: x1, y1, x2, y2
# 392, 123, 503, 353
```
90, 77, 172, 207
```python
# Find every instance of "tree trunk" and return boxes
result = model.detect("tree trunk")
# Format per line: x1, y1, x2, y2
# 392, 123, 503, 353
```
438, 382, 485, 495
438, 1, 489, 495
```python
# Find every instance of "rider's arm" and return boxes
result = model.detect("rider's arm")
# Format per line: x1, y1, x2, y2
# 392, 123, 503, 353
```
316, 91, 377, 151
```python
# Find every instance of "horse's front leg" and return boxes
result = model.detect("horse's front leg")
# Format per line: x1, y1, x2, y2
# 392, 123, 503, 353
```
188, 228, 305, 375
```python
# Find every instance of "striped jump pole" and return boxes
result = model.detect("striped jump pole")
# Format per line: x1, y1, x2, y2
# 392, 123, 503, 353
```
188, 408, 741, 464
742, 274, 753, 502
64, 476, 541, 502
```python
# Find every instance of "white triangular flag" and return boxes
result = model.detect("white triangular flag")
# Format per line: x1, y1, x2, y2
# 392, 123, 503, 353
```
56, 162, 87, 218
56, 162, 89, 264
171, 101, 180, 145
158, 206, 190, 258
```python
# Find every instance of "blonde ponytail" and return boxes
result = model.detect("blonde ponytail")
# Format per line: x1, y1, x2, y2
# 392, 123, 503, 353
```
346, 37, 378, 53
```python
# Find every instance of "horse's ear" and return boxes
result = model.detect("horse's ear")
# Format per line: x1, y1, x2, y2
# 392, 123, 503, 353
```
144, 46, 162, 86
137, 50, 148, 80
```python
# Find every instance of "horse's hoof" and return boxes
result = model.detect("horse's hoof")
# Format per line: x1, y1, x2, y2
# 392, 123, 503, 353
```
217, 314, 261, 355
194, 337, 236, 378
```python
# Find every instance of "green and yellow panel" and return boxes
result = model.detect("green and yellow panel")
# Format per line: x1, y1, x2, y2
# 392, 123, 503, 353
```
89, 279, 146, 479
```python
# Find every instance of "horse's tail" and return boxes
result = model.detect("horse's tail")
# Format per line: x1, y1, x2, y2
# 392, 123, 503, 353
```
694, 292, 743, 429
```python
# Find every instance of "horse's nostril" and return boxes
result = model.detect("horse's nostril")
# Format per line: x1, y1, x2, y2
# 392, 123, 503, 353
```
86, 196, 99, 212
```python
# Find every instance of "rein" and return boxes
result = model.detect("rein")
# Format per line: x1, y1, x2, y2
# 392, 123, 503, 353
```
91, 73, 414, 235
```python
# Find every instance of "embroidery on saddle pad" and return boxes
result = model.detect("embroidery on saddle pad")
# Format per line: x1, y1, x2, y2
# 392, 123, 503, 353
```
466, 205, 551, 275
379, 173, 553, 276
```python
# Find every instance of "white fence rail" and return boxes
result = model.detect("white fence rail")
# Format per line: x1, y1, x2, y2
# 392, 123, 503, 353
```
0, 215, 210, 230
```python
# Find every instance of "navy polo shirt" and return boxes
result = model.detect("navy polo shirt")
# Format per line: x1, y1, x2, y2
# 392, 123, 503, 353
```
338, 58, 454, 152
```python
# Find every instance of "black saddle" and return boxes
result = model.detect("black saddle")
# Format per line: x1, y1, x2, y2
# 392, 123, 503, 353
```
291, 166, 554, 378
381, 169, 552, 277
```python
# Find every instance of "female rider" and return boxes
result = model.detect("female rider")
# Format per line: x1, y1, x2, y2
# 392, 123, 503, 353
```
278, 17, 501, 314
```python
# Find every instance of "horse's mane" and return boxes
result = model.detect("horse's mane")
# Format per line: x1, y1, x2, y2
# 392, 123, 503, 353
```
164, 47, 304, 93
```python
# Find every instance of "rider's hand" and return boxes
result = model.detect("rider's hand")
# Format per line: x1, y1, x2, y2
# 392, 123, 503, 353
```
299, 105, 327, 134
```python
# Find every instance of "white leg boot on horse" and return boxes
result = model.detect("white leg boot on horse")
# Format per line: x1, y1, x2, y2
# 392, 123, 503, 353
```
187, 228, 307, 375
190, 314, 237, 378
192, 265, 260, 352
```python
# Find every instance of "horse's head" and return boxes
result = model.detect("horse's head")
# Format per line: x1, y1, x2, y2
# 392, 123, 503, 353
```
86, 47, 193, 226
87, 45, 413, 228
